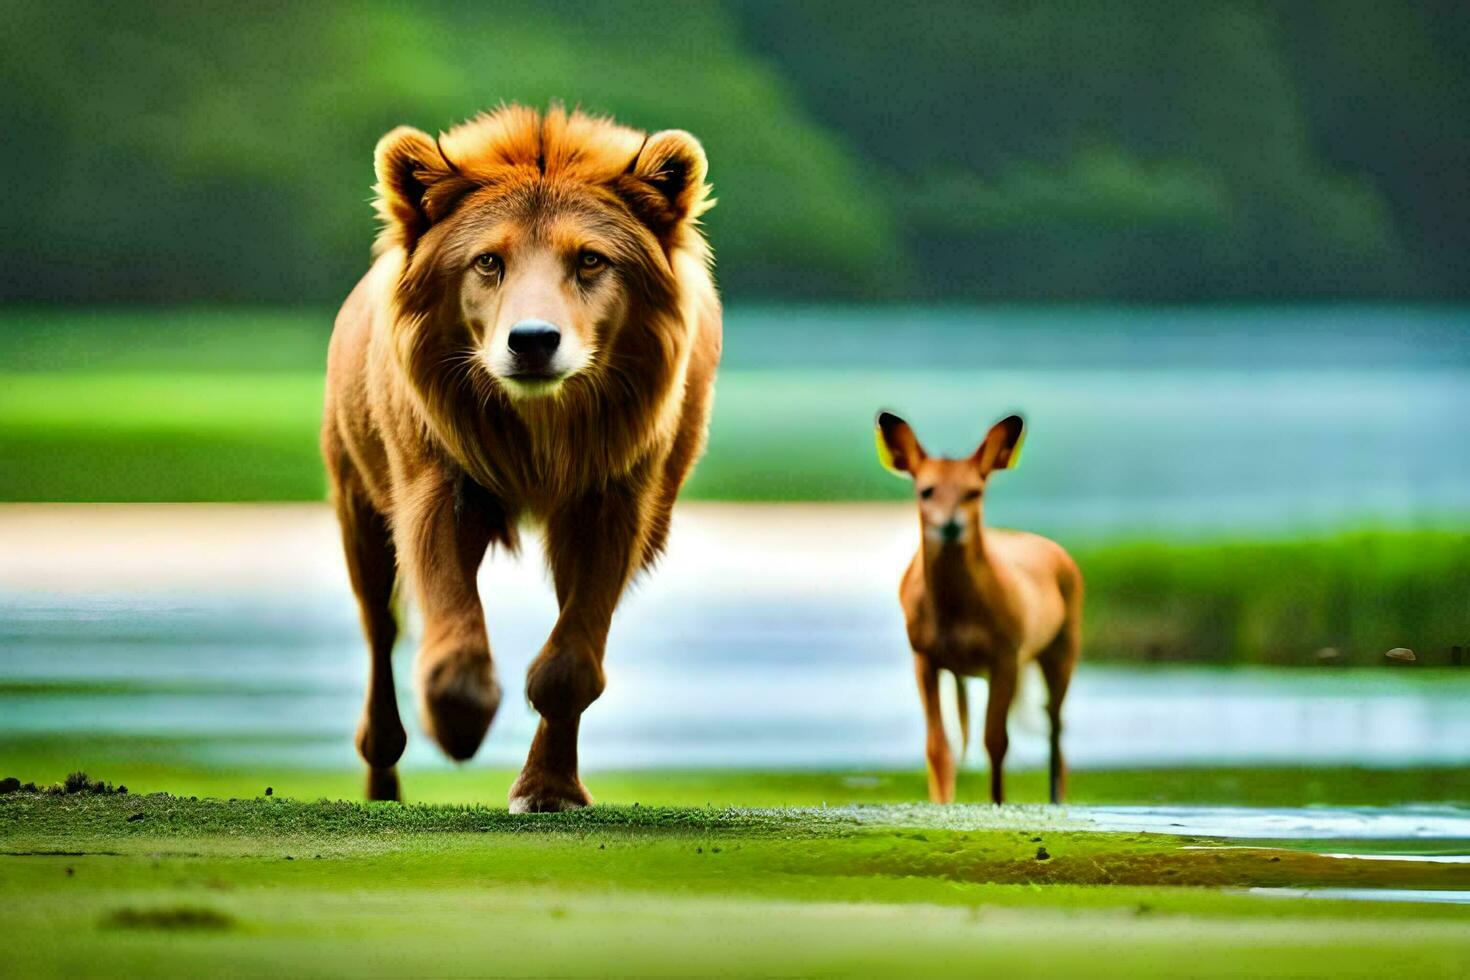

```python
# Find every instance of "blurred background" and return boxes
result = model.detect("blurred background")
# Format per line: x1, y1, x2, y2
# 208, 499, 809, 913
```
1, 0, 1467, 800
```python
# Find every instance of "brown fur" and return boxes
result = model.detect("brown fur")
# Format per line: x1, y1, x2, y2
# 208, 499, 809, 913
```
323, 105, 721, 811
877, 412, 1083, 805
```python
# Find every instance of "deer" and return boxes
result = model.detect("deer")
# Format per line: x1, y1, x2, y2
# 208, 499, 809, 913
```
875, 411, 1082, 805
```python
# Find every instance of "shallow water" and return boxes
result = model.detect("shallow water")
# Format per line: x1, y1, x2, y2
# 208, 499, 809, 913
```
2, 505, 1467, 773
804, 802, 1470, 841
1250, 888, 1470, 905
1078, 806, 1470, 840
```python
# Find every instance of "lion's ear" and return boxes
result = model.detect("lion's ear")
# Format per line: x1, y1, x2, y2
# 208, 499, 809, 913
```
374, 126, 472, 249
616, 129, 712, 236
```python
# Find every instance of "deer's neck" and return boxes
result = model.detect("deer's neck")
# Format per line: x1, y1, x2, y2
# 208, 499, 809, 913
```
922, 524, 1000, 606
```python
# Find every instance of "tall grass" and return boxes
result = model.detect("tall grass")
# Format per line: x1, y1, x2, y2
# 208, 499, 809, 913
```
1080, 532, 1470, 666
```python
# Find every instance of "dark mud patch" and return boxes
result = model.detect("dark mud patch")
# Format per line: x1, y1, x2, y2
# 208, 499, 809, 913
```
101, 905, 236, 931
830, 834, 1470, 891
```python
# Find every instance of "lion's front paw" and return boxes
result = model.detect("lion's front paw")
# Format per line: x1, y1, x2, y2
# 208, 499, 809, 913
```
419, 652, 501, 761
365, 766, 401, 802
507, 769, 593, 814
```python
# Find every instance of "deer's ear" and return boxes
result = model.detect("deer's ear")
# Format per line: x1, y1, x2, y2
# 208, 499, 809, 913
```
374, 126, 474, 249
974, 414, 1025, 474
875, 411, 925, 476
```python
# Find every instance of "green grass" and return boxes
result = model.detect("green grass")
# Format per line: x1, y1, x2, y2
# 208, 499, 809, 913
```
0, 372, 326, 500
6, 730, 1470, 809
1084, 532, 1470, 665
2, 786, 1467, 978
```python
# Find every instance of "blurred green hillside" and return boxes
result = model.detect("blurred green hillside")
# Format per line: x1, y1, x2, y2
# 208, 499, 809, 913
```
3, 0, 1468, 303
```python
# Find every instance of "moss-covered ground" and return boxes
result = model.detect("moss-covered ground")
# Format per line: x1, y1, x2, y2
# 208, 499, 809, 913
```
2, 766, 1467, 978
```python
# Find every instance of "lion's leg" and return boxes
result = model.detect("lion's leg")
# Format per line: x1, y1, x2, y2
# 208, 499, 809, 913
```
510, 482, 644, 813
397, 471, 501, 763
334, 483, 404, 801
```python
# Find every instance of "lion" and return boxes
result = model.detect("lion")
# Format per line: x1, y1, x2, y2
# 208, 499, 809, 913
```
321, 104, 721, 811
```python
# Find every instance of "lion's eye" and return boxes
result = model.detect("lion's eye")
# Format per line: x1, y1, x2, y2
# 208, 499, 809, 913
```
579, 251, 608, 272
473, 253, 502, 276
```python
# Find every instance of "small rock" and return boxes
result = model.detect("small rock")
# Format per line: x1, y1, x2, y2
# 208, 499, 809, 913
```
1385, 647, 1416, 663
1314, 647, 1341, 664
1035, 846, 1051, 861
0, 777, 20, 794
126, 813, 145, 823
264, 787, 273, 797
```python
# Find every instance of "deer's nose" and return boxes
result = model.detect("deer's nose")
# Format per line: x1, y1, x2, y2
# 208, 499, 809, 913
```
939, 519, 963, 544
506, 320, 561, 367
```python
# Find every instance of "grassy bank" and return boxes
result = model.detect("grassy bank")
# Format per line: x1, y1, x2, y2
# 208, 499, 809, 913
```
2, 787, 1468, 978
1085, 532, 1470, 666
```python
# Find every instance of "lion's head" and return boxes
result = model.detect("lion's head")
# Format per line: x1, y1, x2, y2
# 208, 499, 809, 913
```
373, 104, 712, 405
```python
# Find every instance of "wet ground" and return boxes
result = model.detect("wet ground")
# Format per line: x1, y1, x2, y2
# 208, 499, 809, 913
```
2, 788, 1468, 979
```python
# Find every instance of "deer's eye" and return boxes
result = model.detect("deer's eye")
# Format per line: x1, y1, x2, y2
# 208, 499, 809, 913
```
919, 486, 935, 500
963, 489, 981, 502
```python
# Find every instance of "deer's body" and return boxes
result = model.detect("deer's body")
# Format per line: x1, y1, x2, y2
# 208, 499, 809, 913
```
878, 412, 1082, 805
901, 528, 1074, 672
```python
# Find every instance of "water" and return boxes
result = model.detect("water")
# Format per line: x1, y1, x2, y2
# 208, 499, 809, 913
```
1250, 888, 1470, 905
691, 306, 1470, 534
720, 305, 1470, 371
2, 505, 1466, 772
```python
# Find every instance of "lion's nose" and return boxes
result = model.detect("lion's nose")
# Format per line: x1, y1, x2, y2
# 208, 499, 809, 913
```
507, 320, 561, 366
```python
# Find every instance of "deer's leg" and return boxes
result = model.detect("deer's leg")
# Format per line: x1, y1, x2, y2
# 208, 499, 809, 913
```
397, 473, 501, 763
984, 662, 1018, 805
335, 484, 404, 801
914, 653, 954, 803
511, 482, 645, 813
1039, 623, 1081, 805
